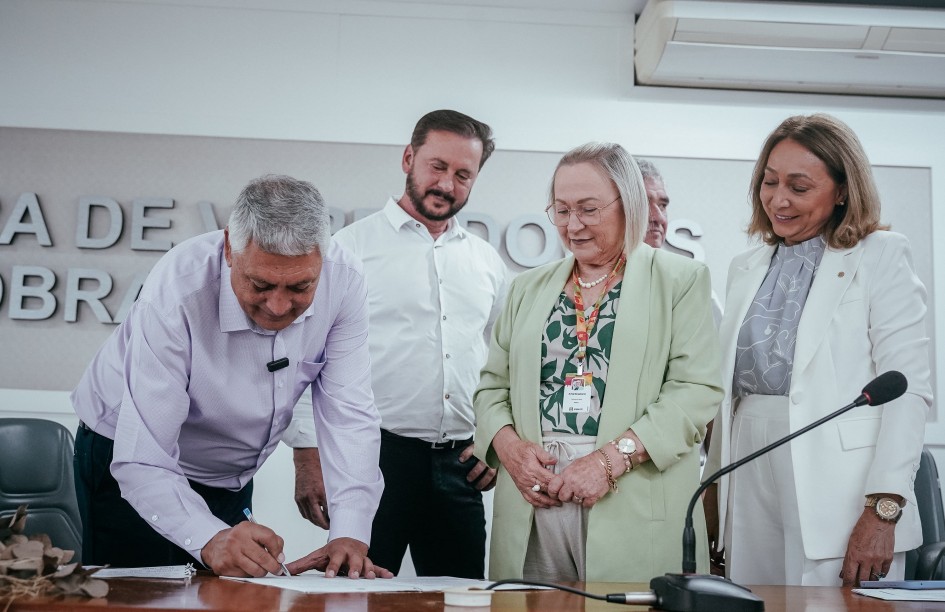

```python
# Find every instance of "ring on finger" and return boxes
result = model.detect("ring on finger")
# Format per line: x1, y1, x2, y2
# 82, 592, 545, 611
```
531, 483, 541, 492
573, 497, 583, 504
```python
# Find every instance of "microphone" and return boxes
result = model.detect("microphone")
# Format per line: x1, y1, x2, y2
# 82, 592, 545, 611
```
648, 371, 908, 612
266, 357, 289, 372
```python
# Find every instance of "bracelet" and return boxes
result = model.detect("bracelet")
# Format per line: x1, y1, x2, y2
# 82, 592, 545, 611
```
609, 439, 633, 473
596, 449, 618, 493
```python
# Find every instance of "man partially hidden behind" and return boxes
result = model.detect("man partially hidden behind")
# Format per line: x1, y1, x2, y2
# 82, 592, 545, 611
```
287, 110, 509, 578
638, 158, 670, 250
72, 174, 389, 579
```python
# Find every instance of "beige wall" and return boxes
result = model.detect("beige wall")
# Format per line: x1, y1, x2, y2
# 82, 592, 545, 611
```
0, 127, 934, 393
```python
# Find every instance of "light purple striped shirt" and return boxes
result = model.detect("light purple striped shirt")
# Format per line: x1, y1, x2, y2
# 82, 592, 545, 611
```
71, 230, 383, 561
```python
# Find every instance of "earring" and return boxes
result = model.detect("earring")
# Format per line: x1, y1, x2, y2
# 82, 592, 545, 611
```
837, 200, 846, 206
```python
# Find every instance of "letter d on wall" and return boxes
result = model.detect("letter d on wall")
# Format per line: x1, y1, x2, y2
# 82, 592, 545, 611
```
76, 196, 123, 249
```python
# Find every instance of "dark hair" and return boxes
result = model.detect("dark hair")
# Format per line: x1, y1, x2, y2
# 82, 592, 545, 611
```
748, 113, 886, 249
410, 110, 495, 169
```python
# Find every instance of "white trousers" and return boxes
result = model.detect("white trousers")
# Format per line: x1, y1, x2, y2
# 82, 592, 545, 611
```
523, 434, 594, 582
725, 395, 904, 586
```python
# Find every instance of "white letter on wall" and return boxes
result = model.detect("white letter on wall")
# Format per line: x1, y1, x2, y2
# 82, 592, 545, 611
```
64, 268, 114, 323
131, 198, 173, 251
0, 193, 53, 246
113, 273, 148, 324
458, 212, 500, 250
76, 196, 122, 249
505, 214, 561, 268
665, 219, 705, 262
198, 201, 220, 233
9, 266, 56, 320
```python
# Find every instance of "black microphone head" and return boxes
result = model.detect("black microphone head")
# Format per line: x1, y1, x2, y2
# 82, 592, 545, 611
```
862, 371, 907, 406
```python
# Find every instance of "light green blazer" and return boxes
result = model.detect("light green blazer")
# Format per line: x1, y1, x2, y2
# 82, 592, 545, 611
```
474, 245, 723, 581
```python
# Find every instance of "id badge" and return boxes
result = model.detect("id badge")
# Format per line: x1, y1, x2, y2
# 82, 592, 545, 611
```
563, 372, 594, 413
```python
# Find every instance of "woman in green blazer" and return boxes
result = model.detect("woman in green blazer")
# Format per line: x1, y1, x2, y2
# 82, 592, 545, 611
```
474, 143, 723, 582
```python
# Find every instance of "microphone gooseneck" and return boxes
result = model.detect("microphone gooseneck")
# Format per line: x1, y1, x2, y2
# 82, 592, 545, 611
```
656, 372, 908, 612
681, 370, 907, 573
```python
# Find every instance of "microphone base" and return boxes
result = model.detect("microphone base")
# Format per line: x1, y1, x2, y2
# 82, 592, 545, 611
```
650, 573, 764, 612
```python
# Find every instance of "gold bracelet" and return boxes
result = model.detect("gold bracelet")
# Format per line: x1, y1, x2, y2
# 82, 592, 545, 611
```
596, 449, 618, 493
609, 439, 633, 473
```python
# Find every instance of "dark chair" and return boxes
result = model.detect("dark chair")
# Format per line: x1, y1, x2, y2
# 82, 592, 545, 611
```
906, 448, 945, 580
0, 418, 82, 562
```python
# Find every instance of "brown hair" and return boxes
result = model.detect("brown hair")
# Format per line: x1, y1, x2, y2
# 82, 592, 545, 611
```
747, 113, 887, 249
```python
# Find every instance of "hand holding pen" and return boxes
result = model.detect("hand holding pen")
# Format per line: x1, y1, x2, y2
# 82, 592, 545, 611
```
243, 508, 292, 577
200, 515, 292, 578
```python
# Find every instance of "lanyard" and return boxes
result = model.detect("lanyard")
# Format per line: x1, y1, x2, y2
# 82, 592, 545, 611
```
571, 255, 626, 374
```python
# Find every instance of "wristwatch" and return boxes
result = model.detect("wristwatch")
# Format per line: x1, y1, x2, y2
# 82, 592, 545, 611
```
865, 495, 903, 523
611, 437, 637, 473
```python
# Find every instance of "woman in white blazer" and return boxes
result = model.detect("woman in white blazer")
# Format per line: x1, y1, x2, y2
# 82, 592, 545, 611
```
704, 113, 932, 587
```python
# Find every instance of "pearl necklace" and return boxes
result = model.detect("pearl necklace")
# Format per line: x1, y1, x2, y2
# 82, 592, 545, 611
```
577, 273, 609, 289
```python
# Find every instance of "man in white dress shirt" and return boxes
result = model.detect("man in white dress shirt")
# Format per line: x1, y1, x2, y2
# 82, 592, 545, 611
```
286, 110, 509, 578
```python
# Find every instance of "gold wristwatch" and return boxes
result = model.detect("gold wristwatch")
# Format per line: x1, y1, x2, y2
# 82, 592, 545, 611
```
865, 495, 903, 523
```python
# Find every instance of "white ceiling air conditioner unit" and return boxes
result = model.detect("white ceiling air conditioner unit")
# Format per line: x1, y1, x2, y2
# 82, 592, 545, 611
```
635, 0, 945, 98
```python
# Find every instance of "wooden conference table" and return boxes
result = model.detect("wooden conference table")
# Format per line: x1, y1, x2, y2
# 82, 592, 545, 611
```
4, 574, 939, 611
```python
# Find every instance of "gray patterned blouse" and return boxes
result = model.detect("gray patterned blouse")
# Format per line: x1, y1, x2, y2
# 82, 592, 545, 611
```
733, 235, 826, 397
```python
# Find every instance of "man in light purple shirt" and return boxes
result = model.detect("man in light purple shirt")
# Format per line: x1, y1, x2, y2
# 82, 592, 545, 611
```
72, 174, 389, 578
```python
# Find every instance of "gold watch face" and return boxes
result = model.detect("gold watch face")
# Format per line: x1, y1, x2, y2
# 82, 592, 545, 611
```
876, 498, 901, 520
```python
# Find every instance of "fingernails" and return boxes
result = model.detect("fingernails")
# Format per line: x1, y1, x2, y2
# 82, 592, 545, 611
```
367, 570, 376, 579
326, 570, 335, 578
277, 553, 285, 563
350, 571, 359, 579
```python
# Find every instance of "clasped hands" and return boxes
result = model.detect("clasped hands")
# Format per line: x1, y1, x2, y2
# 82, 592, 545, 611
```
499, 436, 611, 509
202, 522, 393, 579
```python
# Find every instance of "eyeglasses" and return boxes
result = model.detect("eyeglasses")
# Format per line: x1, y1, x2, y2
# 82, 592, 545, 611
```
545, 196, 621, 227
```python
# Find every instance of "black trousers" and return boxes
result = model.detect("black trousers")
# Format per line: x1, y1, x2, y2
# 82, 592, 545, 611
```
368, 429, 486, 578
73, 425, 252, 567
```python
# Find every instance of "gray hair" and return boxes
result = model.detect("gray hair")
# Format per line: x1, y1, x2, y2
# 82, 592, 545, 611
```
227, 174, 330, 256
636, 157, 663, 183
550, 142, 648, 257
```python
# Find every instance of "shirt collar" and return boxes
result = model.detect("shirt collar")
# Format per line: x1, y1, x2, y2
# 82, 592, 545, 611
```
382, 197, 467, 241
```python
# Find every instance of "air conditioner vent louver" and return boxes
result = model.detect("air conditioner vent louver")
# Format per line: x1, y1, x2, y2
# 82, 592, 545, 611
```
635, 0, 945, 98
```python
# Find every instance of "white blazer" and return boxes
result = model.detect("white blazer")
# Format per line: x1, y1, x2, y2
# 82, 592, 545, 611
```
706, 231, 932, 560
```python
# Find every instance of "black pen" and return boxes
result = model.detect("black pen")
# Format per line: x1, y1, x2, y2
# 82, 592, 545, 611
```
243, 508, 291, 578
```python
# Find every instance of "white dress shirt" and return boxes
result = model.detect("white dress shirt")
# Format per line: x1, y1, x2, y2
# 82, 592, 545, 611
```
285, 198, 508, 445
72, 230, 383, 559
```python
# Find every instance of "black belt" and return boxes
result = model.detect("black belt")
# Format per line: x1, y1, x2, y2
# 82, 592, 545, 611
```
381, 429, 473, 450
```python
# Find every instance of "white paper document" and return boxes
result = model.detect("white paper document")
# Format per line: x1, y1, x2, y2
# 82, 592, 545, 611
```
853, 588, 945, 602
222, 574, 537, 594
93, 564, 197, 579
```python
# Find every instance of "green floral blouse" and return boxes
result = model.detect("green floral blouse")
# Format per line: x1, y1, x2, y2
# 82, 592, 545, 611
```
539, 281, 622, 436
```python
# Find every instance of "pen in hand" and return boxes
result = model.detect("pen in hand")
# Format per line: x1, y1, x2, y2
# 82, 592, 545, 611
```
242, 508, 291, 578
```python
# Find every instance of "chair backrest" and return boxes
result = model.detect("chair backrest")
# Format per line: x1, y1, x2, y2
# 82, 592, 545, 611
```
915, 448, 945, 545
0, 418, 82, 562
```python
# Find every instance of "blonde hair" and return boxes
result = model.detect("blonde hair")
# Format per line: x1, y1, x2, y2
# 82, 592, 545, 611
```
549, 142, 648, 257
748, 113, 887, 249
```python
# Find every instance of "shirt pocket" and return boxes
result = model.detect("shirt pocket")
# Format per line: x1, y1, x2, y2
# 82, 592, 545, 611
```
297, 359, 327, 388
